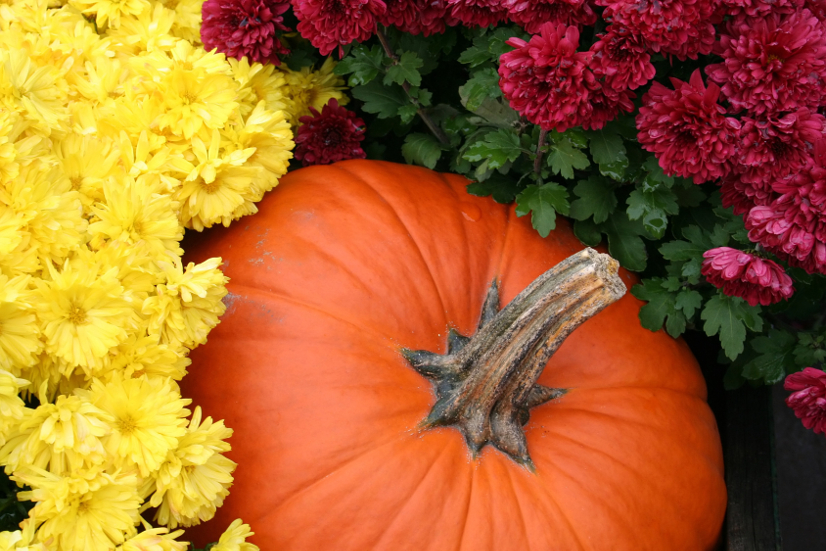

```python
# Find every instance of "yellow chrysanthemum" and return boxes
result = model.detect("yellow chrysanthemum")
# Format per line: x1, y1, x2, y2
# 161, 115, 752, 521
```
175, 129, 257, 230
107, 3, 178, 55
0, 49, 68, 133
0, 369, 29, 443
142, 257, 228, 350
68, 0, 152, 28
212, 519, 259, 551
282, 57, 347, 124
0, 386, 113, 475
0, 274, 41, 372
116, 527, 188, 551
79, 375, 190, 476
169, 0, 203, 44
229, 58, 289, 118
15, 467, 141, 551
0, 522, 47, 551
150, 407, 235, 528
35, 260, 135, 371
89, 175, 184, 260
101, 333, 190, 382
71, 55, 131, 105
54, 133, 120, 208
117, 131, 189, 194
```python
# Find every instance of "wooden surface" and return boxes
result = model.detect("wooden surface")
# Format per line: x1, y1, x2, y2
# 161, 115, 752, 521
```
724, 385, 781, 550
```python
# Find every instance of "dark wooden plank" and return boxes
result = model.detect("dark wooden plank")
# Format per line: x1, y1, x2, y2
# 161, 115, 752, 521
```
725, 385, 781, 551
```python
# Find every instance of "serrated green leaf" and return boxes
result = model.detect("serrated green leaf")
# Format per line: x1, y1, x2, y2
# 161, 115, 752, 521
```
488, 27, 523, 57
515, 183, 570, 237
397, 104, 418, 124
626, 187, 679, 239
351, 81, 409, 118
664, 310, 687, 337
547, 139, 590, 179
599, 213, 647, 271
701, 295, 762, 360
401, 133, 442, 169
568, 174, 617, 223
573, 219, 602, 246
463, 129, 525, 169
458, 45, 491, 67
334, 45, 385, 86
675, 289, 702, 319
642, 156, 674, 188
585, 129, 628, 181
384, 51, 424, 87
459, 68, 502, 111
659, 240, 703, 261
631, 280, 671, 331
741, 329, 797, 383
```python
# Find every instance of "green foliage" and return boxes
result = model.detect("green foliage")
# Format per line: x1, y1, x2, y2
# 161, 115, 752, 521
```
515, 182, 570, 237
701, 294, 763, 360
402, 133, 443, 169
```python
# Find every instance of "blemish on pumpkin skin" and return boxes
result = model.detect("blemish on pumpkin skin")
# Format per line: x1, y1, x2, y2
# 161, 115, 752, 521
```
222, 293, 241, 315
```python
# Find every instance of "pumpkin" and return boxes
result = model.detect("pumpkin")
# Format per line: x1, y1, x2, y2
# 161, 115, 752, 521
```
181, 160, 726, 550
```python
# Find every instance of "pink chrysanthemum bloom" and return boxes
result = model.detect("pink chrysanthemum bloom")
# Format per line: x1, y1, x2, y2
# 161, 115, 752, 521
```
446, 0, 508, 28
581, 84, 635, 130
745, 170, 826, 274
380, 0, 452, 35
737, 109, 826, 187
201, 0, 291, 64
294, 99, 367, 166
720, 173, 762, 216
293, 0, 387, 57
597, 0, 717, 60
498, 23, 595, 132
503, 0, 597, 34
705, 10, 826, 115
636, 69, 740, 184
589, 25, 656, 92
701, 247, 794, 306
785, 368, 826, 435
716, 0, 799, 17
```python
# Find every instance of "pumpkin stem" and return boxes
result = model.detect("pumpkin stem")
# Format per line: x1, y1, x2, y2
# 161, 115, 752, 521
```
402, 248, 626, 469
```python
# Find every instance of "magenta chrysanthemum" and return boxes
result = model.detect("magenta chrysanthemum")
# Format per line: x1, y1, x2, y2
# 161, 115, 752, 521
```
597, 0, 717, 60
446, 0, 508, 27
716, 0, 800, 17
589, 26, 656, 92
201, 0, 291, 64
503, 0, 596, 34
736, 109, 826, 187
380, 0, 452, 35
581, 84, 634, 130
785, 367, 826, 435
498, 23, 595, 132
705, 10, 826, 115
701, 247, 794, 306
636, 69, 740, 184
292, 0, 387, 57
294, 99, 367, 166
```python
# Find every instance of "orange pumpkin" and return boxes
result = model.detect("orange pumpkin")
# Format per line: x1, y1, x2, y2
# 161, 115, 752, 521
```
181, 160, 726, 550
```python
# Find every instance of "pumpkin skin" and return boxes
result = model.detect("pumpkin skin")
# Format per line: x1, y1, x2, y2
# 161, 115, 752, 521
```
181, 160, 726, 550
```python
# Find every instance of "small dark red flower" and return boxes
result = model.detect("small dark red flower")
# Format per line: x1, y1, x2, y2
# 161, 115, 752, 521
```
705, 10, 826, 115
581, 84, 635, 130
292, 0, 387, 57
701, 247, 794, 306
380, 0, 452, 35
785, 367, 826, 435
446, 0, 509, 28
294, 99, 367, 166
636, 69, 740, 184
589, 25, 656, 92
503, 0, 597, 34
201, 0, 291, 64
498, 23, 595, 132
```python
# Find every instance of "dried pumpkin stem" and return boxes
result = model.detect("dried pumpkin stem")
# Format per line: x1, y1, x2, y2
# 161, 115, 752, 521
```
402, 248, 626, 468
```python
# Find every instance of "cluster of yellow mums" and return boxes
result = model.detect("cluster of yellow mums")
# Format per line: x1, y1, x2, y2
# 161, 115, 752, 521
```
0, 0, 349, 548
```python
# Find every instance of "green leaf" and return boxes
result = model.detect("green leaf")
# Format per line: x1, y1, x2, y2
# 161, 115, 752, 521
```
675, 289, 702, 319
626, 187, 679, 239
351, 81, 409, 119
466, 173, 524, 203
599, 213, 647, 271
741, 329, 797, 384
701, 294, 763, 360
459, 68, 502, 111
334, 45, 385, 86
659, 240, 704, 262
585, 129, 628, 180
642, 156, 674, 188
568, 174, 617, 224
401, 133, 443, 169
547, 138, 590, 180
384, 51, 424, 87
631, 280, 672, 332
463, 129, 525, 169
573, 219, 602, 247
515, 182, 570, 237
458, 45, 491, 67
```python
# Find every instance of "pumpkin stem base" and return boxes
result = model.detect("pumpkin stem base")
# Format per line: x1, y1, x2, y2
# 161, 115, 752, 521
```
402, 248, 626, 467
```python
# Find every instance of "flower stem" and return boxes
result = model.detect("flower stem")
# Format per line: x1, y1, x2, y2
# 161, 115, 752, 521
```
375, 27, 450, 146
534, 129, 548, 175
